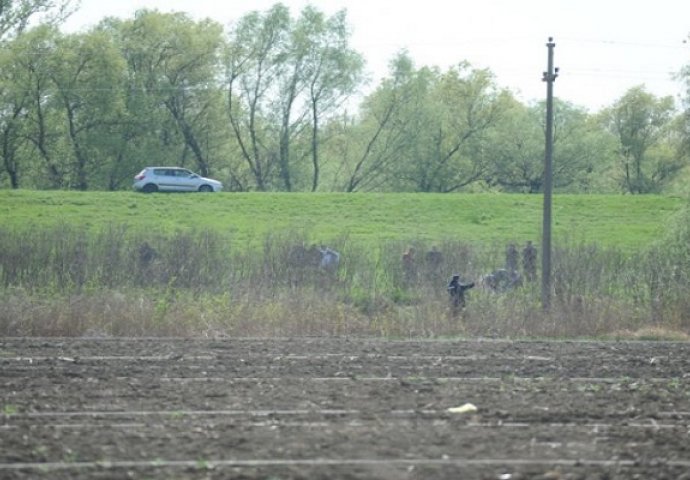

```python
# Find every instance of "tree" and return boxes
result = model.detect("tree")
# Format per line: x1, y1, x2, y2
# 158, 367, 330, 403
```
0, 0, 75, 188
678, 59, 690, 172
114, 10, 225, 179
409, 63, 507, 192
12, 26, 65, 188
223, 4, 363, 192
337, 52, 421, 192
95, 14, 186, 189
0, 0, 73, 41
300, 7, 363, 191
224, 4, 290, 191
0, 36, 32, 187
485, 98, 614, 193
483, 97, 543, 192
602, 86, 677, 194
331, 56, 506, 193
551, 101, 618, 193
47, 29, 126, 190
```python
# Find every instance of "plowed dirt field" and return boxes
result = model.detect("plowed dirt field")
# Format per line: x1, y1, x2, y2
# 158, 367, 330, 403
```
1, 337, 689, 479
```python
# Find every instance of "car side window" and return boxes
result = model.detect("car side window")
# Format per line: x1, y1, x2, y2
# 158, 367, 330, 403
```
154, 169, 166, 176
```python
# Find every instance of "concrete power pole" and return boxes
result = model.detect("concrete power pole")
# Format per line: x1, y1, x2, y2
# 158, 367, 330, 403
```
541, 38, 558, 310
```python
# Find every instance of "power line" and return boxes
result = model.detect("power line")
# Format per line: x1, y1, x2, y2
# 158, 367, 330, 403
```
558, 36, 689, 50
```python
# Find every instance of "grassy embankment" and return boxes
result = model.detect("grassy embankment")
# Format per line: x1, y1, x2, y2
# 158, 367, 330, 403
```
0, 189, 687, 339
0, 189, 681, 250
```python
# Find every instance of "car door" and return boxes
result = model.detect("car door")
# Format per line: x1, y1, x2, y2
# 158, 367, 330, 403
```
153, 169, 180, 191
174, 169, 198, 191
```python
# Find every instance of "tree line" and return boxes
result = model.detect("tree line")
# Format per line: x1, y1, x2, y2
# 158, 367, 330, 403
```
0, 1, 689, 193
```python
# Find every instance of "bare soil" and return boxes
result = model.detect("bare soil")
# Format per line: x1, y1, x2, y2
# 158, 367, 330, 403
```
1, 337, 690, 479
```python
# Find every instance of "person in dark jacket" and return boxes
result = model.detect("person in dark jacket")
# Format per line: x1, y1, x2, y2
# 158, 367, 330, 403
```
522, 241, 538, 282
447, 274, 475, 314
505, 243, 519, 272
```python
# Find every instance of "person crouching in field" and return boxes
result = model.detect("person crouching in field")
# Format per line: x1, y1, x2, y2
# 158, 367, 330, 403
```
447, 274, 475, 316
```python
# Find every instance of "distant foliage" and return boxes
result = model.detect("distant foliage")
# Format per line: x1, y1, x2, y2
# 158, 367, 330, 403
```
0, 5, 687, 192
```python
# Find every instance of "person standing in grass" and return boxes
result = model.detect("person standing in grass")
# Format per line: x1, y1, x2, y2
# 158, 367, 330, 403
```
425, 246, 443, 274
447, 274, 475, 316
319, 246, 340, 272
402, 247, 416, 285
522, 241, 538, 281
505, 243, 519, 272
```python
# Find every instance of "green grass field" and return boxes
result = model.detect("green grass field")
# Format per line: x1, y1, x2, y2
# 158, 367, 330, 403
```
0, 190, 684, 251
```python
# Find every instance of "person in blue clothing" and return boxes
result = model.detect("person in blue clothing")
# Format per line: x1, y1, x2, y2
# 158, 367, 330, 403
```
319, 246, 340, 272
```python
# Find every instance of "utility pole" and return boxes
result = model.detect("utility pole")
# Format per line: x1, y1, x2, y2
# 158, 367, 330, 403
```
541, 37, 558, 310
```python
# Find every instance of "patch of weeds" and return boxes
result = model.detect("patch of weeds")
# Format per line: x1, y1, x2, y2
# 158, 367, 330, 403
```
577, 383, 602, 393
611, 327, 690, 341
62, 448, 78, 463
348, 287, 389, 316
390, 288, 418, 306
169, 411, 184, 420
153, 279, 177, 324
2, 404, 18, 416
470, 212, 492, 225
668, 378, 681, 390
32, 445, 49, 458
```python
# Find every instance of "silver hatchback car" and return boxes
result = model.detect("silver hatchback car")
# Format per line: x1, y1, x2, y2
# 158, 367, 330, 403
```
133, 167, 223, 193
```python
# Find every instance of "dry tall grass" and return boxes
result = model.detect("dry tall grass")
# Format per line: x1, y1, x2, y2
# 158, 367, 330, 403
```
0, 224, 688, 338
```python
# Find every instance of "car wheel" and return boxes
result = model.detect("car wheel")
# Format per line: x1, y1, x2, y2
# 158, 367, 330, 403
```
198, 185, 213, 192
142, 183, 158, 193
